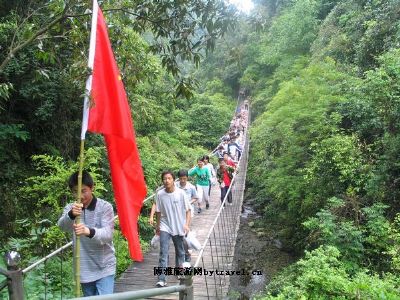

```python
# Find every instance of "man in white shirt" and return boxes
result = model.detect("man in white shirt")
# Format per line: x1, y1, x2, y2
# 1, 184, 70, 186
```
155, 170, 191, 287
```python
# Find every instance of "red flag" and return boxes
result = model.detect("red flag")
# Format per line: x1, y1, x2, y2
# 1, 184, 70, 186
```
82, 1, 147, 261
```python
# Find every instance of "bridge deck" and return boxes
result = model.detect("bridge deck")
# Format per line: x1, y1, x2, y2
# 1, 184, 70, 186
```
114, 185, 233, 299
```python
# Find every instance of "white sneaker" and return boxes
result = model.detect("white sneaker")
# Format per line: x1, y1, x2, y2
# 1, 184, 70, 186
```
156, 281, 167, 287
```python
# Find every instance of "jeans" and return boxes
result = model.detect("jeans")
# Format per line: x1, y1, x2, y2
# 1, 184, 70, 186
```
221, 186, 232, 204
183, 238, 191, 262
158, 231, 185, 282
81, 274, 114, 296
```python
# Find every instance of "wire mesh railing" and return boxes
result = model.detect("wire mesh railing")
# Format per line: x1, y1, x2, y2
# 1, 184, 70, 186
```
191, 107, 250, 299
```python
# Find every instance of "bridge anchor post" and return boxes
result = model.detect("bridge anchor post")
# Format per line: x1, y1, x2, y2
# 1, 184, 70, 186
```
179, 273, 193, 300
0, 251, 24, 300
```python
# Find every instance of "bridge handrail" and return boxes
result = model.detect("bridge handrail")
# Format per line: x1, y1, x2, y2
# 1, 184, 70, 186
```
193, 175, 237, 268
73, 284, 187, 300
193, 111, 249, 268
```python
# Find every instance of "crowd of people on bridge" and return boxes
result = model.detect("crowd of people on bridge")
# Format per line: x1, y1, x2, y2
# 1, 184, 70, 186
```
57, 99, 249, 295
152, 100, 249, 288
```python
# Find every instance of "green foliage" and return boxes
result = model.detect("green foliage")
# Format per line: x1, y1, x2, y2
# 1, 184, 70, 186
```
304, 134, 367, 209
0, 125, 30, 195
114, 234, 130, 278
204, 78, 233, 96
19, 146, 106, 219
360, 48, 400, 136
0, 82, 12, 102
0, 123, 29, 141
259, 0, 320, 65
0, 0, 238, 298
194, 19, 254, 95
388, 214, 400, 272
23, 254, 74, 299
5, 0, 400, 297
0, 0, 237, 81
237, 0, 400, 297
112, 215, 152, 278
302, 199, 395, 273
303, 198, 364, 270
137, 134, 206, 192
0, 147, 108, 264
361, 203, 392, 271
184, 93, 235, 148
249, 59, 356, 249
261, 246, 400, 300
311, 0, 400, 72
0, 252, 7, 298
338, 48, 400, 212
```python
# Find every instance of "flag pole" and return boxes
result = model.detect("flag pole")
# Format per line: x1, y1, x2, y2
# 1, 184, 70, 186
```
74, 139, 85, 297
74, 0, 98, 296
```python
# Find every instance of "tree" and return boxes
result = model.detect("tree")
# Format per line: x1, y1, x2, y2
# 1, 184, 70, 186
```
0, 0, 237, 82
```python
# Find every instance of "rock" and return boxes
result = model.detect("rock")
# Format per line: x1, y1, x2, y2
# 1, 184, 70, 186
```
256, 231, 265, 237
273, 239, 283, 249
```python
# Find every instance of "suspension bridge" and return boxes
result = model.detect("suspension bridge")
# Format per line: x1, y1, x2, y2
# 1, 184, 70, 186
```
0, 101, 250, 300
114, 123, 249, 299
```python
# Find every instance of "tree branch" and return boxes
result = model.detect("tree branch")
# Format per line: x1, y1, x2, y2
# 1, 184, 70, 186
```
0, 3, 71, 74
65, 7, 178, 27
0, 3, 203, 74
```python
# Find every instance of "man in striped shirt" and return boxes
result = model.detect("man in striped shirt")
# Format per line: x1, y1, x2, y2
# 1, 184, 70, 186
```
58, 171, 116, 296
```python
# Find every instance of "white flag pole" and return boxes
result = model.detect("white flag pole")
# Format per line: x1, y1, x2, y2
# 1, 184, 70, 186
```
74, 0, 99, 297
81, 0, 98, 140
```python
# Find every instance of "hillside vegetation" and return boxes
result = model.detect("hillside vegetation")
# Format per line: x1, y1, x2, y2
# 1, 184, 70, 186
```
223, 0, 400, 298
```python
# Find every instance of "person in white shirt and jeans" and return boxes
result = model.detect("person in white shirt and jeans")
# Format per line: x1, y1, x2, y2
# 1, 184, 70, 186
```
155, 170, 191, 287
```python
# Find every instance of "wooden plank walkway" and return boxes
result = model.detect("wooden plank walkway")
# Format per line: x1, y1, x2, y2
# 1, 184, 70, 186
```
114, 185, 229, 299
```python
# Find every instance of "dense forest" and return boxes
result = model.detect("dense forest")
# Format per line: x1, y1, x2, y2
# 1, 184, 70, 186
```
234, 0, 400, 298
0, 0, 237, 297
1, 0, 400, 298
